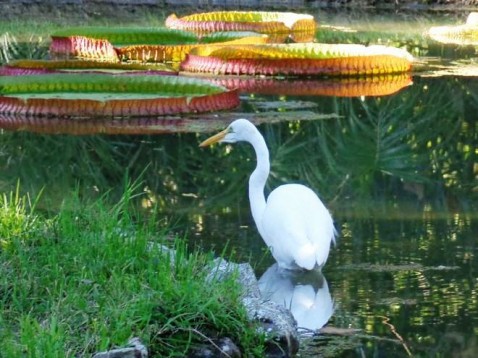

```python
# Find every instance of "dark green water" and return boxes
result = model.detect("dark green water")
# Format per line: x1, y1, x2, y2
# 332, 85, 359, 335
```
1, 6, 477, 357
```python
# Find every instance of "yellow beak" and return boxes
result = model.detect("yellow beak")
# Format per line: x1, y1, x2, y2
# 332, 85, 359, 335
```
199, 128, 228, 147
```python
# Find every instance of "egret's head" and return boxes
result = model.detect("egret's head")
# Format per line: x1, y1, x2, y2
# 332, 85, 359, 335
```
199, 118, 256, 147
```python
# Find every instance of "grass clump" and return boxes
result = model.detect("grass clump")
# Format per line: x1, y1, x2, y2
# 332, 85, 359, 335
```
0, 187, 264, 357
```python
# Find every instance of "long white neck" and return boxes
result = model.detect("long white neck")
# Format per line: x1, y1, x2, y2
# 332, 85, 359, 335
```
247, 130, 269, 236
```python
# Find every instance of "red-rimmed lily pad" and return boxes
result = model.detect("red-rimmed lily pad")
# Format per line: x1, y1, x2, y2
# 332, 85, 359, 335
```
181, 43, 414, 76
50, 36, 120, 62
49, 27, 199, 61
49, 27, 269, 63
0, 74, 239, 117
0, 60, 176, 76
165, 11, 316, 42
203, 73, 413, 97
116, 31, 268, 63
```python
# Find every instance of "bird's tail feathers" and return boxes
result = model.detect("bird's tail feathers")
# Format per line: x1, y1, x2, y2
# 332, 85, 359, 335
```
294, 244, 316, 270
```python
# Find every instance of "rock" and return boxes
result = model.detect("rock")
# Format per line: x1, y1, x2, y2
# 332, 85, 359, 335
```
93, 337, 147, 358
147, 242, 176, 267
188, 337, 242, 358
95, 251, 299, 357
206, 258, 262, 300
207, 258, 299, 357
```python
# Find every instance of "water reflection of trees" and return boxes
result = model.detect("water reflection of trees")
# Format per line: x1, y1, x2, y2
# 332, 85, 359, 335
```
0, 76, 476, 216
326, 216, 478, 357
267, 75, 477, 216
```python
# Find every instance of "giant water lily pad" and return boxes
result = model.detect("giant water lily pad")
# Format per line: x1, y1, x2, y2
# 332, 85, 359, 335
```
116, 31, 268, 63
49, 27, 199, 61
0, 59, 176, 76
165, 11, 316, 42
51, 27, 199, 46
181, 43, 414, 76
0, 74, 239, 117
50, 36, 120, 62
50, 27, 268, 63
429, 13, 478, 46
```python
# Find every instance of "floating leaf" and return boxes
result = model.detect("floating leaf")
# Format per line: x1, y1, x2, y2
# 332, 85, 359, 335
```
200, 31, 267, 43
429, 26, 478, 45
0, 59, 176, 76
191, 43, 413, 61
51, 27, 198, 46
182, 43, 414, 76
50, 36, 119, 62
165, 11, 316, 42
116, 32, 267, 63
0, 74, 239, 117
50, 27, 199, 61
428, 12, 478, 45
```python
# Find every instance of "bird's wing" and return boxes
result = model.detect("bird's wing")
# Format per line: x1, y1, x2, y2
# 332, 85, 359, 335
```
262, 184, 335, 269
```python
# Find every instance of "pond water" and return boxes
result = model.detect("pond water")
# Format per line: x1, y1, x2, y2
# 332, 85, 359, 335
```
1, 5, 478, 357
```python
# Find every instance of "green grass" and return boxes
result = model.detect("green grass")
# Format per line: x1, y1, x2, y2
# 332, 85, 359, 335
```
0, 185, 264, 357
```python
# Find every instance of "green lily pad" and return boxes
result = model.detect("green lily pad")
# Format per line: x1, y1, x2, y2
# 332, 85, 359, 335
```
0, 74, 239, 117
51, 27, 199, 46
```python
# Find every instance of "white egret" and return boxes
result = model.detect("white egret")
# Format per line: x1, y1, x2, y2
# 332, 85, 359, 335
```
200, 119, 336, 270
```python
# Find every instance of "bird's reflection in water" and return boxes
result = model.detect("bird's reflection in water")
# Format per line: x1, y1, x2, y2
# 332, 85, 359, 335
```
258, 264, 334, 331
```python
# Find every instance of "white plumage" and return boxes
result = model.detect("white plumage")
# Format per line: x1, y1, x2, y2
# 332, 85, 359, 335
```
200, 119, 336, 270
258, 263, 334, 330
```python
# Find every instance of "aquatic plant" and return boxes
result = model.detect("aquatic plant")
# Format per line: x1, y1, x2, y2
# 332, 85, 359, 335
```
0, 33, 50, 65
49, 27, 198, 61
428, 12, 478, 45
116, 31, 267, 63
0, 74, 239, 117
50, 26, 268, 63
51, 26, 199, 46
181, 43, 414, 76
0, 59, 175, 76
50, 36, 119, 62
166, 11, 317, 41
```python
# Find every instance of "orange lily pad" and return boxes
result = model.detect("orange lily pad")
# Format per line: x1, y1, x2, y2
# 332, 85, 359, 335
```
49, 27, 199, 61
165, 11, 316, 42
116, 32, 268, 63
181, 43, 414, 76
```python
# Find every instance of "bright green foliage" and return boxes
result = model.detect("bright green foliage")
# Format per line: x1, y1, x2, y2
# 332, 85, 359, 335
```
0, 185, 42, 250
0, 187, 264, 357
0, 74, 227, 96
199, 43, 413, 61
